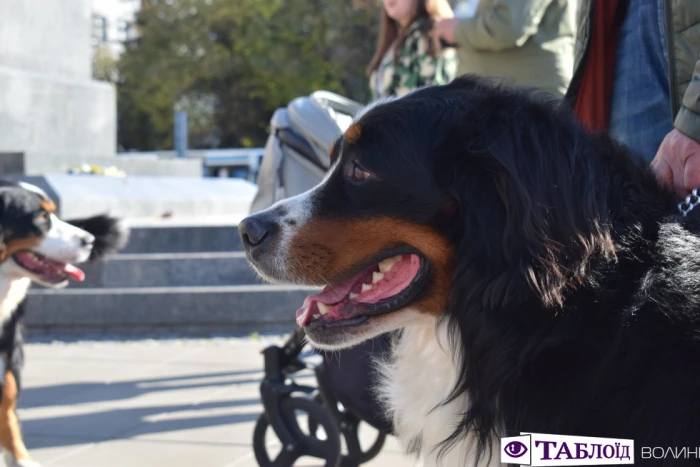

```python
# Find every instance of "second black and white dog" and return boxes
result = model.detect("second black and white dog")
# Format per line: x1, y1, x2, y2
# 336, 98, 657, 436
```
0, 180, 127, 467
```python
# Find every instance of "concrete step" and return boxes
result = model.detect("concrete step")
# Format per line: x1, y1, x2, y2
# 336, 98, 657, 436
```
7, 175, 256, 222
64, 252, 258, 288
34, 154, 203, 178
24, 285, 318, 335
121, 225, 243, 254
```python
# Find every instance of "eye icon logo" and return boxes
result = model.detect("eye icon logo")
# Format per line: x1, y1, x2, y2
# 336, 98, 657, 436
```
504, 441, 528, 458
501, 435, 531, 464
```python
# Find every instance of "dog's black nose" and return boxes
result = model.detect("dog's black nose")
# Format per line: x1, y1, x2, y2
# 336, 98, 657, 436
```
80, 233, 95, 248
239, 216, 273, 249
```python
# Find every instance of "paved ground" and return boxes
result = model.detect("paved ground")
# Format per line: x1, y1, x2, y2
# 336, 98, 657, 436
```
10, 335, 413, 467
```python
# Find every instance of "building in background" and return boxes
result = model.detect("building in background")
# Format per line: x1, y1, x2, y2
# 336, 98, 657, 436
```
0, 0, 201, 177
0, 0, 116, 174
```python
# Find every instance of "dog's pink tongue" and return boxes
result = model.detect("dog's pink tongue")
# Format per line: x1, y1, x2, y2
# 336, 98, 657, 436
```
295, 274, 359, 327
63, 264, 85, 282
295, 299, 314, 327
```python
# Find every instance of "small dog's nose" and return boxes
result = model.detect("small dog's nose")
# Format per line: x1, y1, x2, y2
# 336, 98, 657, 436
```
80, 233, 95, 248
239, 216, 273, 249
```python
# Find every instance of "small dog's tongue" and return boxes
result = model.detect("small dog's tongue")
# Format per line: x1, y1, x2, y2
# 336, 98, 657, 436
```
63, 263, 85, 282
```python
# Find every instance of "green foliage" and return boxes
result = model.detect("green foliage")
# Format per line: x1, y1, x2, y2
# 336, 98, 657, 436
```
117, 0, 379, 150
92, 45, 119, 83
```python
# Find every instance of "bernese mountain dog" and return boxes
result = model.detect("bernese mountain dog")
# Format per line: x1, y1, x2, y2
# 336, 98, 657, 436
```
239, 75, 700, 466
0, 180, 127, 467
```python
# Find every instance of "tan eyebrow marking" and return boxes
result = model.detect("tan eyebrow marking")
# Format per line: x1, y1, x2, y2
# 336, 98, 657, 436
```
40, 200, 56, 213
344, 123, 362, 144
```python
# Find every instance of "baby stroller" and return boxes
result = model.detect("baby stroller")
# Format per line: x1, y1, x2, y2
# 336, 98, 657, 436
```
249, 91, 393, 466
250, 90, 359, 212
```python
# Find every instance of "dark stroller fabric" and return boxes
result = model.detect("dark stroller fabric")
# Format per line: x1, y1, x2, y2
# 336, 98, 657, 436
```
321, 334, 394, 434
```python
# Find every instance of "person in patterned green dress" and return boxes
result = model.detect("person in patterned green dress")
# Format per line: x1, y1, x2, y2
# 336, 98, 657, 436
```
367, 0, 458, 101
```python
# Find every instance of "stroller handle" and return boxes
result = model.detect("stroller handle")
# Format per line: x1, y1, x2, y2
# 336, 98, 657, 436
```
309, 91, 363, 120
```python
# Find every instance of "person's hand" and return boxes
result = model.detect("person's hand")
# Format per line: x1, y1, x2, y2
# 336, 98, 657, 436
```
651, 129, 700, 198
434, 18, 459, 45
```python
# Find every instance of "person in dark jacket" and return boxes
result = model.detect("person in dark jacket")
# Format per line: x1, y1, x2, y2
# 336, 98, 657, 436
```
565, 0, 700, 197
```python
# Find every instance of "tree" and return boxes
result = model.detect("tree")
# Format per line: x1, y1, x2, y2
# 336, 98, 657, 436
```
92, 44, 119, 83
116, 0, 379, 151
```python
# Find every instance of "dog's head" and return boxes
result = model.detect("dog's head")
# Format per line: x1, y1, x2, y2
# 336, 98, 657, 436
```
0, 181, 128, 288
240, 76, 657, 350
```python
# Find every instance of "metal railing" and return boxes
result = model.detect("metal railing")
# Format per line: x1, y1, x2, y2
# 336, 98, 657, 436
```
117, 148, 265, 182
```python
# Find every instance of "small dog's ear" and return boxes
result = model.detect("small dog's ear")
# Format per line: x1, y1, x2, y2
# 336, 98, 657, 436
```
65, 214, 129, 261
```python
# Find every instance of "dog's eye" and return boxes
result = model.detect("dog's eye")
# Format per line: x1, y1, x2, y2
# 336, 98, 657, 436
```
350, 162, 372, 182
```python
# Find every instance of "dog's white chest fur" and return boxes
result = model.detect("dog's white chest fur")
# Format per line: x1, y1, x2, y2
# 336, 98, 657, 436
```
378, 321, 501, 467
0, 278, 30, 325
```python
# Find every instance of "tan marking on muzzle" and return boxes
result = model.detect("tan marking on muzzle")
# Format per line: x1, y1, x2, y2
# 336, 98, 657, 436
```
0, 237, 44, 263
287, 217, 454, 316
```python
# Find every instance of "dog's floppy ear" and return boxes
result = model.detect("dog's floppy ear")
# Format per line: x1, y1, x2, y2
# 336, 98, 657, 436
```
66, 214, 129, 261
450, 101, 616, 309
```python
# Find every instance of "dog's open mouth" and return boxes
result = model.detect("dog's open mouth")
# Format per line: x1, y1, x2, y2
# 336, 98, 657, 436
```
296, 253, 427, 328
13, 251, 85, 284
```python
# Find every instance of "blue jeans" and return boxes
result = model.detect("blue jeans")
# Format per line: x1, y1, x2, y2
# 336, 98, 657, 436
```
609, 0, 672, 163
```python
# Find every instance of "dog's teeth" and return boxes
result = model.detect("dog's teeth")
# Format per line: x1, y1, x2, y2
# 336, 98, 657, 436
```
349, 292, 358, 300
317, 302, 330, 315
378, 256, 401, 274
313, 313, 320, 319
361, 283, 373, 293
372, 271, 384, 284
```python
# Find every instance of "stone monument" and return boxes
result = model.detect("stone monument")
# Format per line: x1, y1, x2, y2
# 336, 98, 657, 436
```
0, 0, 116, 174
0, 0, 253, 223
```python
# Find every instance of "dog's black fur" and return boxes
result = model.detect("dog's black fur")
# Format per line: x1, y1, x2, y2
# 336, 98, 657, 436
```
240, 75, 700, 464
6, 214, 128, 379
348, 76, 700, 462
0, 180, 129, 463
0, 182, 128, 391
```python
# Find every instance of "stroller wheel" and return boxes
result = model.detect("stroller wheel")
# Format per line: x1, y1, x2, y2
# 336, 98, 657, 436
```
339, 413, 386, 466
307, 396, 387, 466
253, 396, 342, 467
